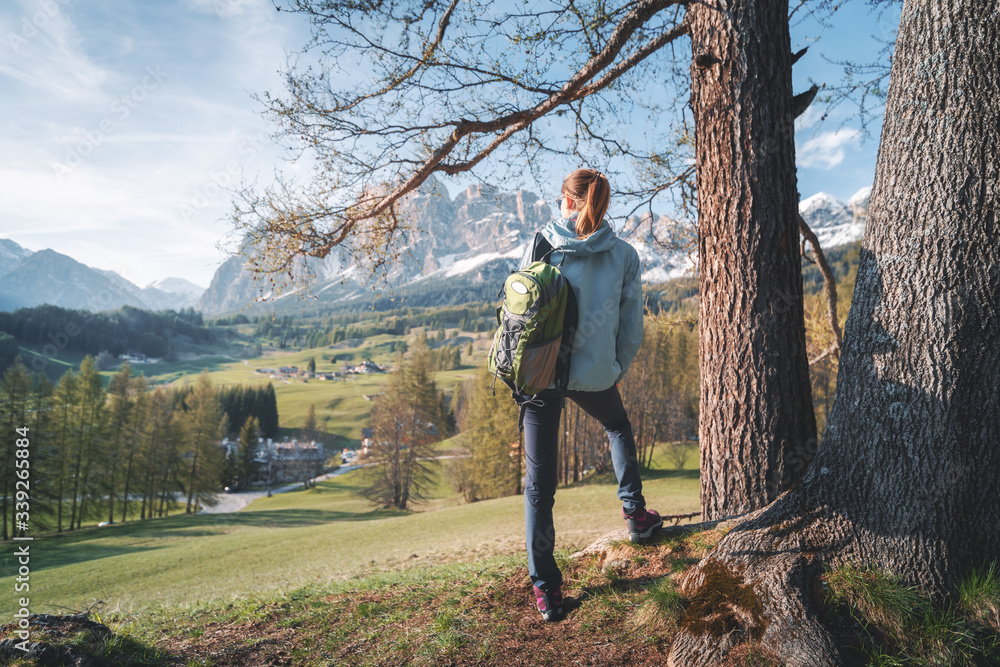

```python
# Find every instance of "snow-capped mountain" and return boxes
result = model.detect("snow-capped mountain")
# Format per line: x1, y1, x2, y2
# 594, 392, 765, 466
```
148, 277, 205, 300
94, 270, 205, 311
197, 180, 871, 315
198, 177, 552, 314
849, 186, 872, 217
799, 187, 870, 249
142, 277, 205, 310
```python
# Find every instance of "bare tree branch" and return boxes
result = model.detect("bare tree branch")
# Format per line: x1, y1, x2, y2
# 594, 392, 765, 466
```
331, 0, 461, 114
359, 1, 687, 223
233, 0, 689, 288
796, 211, 843, 356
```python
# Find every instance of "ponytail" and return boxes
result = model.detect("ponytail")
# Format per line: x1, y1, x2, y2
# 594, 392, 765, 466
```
561, 169, 610, 239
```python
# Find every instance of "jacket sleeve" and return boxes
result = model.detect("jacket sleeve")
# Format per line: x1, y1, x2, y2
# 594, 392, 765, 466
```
615, 250, 644, 382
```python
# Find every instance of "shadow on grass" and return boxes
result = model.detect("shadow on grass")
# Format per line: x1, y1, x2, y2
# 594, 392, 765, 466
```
1, 508, 406, 573
142, 357, 238, 382
569, 467, 699, 487
640, 468, 700, 482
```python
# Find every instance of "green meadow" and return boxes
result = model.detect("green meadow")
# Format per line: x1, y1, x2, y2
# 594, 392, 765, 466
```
0, 451, 699, 618
129, 331, 486, 440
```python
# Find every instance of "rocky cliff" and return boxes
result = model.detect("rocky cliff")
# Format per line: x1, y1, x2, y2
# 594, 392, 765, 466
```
196, 180, 872, 316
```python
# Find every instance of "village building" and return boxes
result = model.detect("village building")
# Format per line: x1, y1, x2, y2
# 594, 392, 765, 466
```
220, 436, 325, 485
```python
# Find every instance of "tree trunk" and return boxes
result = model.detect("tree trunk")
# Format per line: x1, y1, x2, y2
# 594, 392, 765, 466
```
689, 0, 817, 520
670, 1, 999, 663
121, 441, 137, 523
185, 448, 199, 514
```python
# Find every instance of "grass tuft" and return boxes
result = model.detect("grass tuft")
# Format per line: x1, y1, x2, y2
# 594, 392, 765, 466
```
959, 562, 1000, 632
635, 576, 684, 633
825, 565, 920, 643
56, 615, 170, 666
824, 564, 1000, 666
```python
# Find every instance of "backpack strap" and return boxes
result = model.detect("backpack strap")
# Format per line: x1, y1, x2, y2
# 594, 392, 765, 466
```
511, 390, 563, 432
532, 232, 557, 265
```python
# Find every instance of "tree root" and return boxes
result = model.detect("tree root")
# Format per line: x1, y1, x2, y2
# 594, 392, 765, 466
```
574, 492, 863, 665
571, 516, 746, 560
668, 551, 841, 665
666, 495, 856, 666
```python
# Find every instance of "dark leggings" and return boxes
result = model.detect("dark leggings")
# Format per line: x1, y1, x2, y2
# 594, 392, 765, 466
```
522, 384, 646, 591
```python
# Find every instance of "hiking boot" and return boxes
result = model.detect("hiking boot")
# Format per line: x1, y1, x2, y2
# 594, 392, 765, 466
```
624, 508, 663, 543
533, 585, 565, 622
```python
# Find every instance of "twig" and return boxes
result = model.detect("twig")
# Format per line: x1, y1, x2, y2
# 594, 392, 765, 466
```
796, 212, 843, 363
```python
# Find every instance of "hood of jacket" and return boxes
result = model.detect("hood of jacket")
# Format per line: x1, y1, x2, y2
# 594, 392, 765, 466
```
541, 216, 617, 256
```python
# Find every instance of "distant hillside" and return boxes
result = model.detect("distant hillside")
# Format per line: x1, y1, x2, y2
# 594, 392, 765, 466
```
0, 304, 213, 362
0, 249, 149, 312
0, 238, 32, 276
0, 242, 205, 313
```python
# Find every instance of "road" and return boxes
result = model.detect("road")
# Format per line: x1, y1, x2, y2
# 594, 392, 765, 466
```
199, 465, 361, 514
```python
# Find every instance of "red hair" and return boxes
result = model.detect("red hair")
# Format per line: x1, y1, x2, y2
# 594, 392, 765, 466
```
562, 169, 610, 239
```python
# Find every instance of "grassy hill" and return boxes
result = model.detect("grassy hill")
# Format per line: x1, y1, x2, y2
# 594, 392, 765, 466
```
0, 448, 706, 665
0, 452, 699, 619
4, 445, 999, 666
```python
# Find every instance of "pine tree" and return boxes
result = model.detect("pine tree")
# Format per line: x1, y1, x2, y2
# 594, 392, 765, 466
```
51, 371, 79, 532
139, 389, 179, 520
261, 383, 279, 439
300, 404, 320, 487
70, 356, 105, 530
301, 404, 318, 442
118, 375, 149, 523
363, 339, 443, 510
1, 359, 32, 539
104, 364, 135, 523
181, 373, 225, 514
451, 367, 520, 502
237, 416, 260, 489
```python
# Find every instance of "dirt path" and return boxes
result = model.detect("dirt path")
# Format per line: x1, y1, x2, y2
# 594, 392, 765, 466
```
199, 465, 361, 514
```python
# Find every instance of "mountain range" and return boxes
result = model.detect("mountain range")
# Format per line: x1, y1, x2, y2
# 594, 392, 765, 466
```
196, 178, 871, 315
0, 181, 869, 316
0, 244, 204, 313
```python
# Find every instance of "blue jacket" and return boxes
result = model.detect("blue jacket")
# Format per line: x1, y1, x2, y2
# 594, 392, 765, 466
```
520, 216, 644, 392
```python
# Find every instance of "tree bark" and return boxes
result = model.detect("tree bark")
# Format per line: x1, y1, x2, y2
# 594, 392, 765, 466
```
670, 1, 1000, 663
689, 0, 817, 520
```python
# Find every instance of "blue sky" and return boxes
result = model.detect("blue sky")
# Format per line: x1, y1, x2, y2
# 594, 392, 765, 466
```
0, 0, 899, 288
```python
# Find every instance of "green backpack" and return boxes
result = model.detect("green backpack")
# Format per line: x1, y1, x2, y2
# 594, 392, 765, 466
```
488, 233, 578, 425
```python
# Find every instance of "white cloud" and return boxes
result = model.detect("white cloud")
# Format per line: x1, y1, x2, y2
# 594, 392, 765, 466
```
0, 1, 108, 102
0, 0, 311, 286
182, 0, 263, 19
798, 129, 861, 170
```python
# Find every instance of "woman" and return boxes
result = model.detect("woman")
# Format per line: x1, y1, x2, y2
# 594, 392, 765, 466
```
521, 168, 662, 622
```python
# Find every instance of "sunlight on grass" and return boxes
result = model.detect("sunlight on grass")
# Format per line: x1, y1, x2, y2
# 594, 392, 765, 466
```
1, 451, 698, 619
824, 563, 1000, 664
